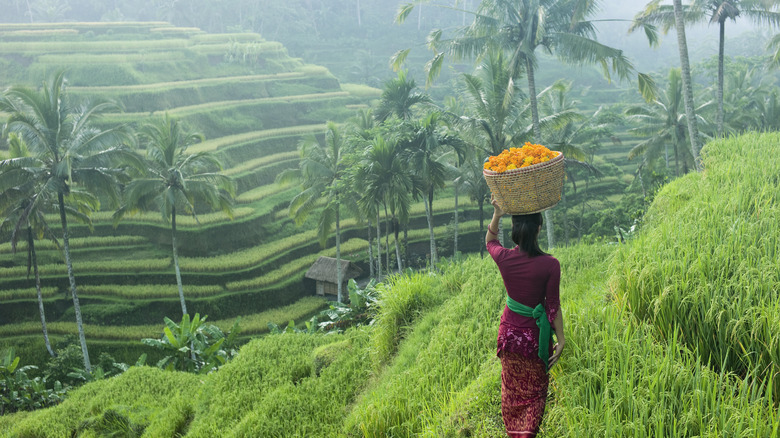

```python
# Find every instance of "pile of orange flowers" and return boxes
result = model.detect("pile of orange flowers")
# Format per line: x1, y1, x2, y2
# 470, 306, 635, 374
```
483, 142, 559, 173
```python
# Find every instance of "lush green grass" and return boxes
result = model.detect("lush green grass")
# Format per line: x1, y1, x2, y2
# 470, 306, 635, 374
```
4, 242, 776, 437
610, 131, 780, 399
0, 296, 327, 343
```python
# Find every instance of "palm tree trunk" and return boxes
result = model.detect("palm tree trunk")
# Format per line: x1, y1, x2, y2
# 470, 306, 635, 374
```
527, 57, 556, 248
672, 0, 702, 172
527, 57, 542, 141
367, 222, 375, 279
376, 211, 382, 278
562, 185, 569, 246
454, 181, 459, 256
417, 3, 422, 31
579, 176, 589, 241
403, 224, 408, 267
393, 217, 403, 271
384, 204, 391, 271
425, 190, 438, 268
171, 207, 188, 316
28, 227, 54, 358
336, 207, 343, 303
717, 20, 725, 137
59, 193, 90, 373
478, 197, 485, 258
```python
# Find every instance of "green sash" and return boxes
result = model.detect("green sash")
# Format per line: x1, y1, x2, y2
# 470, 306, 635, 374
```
506, 296, 552, 371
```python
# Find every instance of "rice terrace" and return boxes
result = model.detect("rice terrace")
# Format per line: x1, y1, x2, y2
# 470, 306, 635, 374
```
0, 0, 779, 437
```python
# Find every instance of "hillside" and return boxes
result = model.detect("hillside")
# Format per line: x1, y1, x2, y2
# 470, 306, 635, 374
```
1, 133, 777, 436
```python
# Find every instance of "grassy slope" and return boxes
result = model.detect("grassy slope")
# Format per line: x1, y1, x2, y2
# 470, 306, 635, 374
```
3, 133, 779, 437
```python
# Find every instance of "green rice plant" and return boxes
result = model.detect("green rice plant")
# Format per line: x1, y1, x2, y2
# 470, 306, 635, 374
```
70, 72, 305, 94
189, 123, 325, 154
190, 41, 286, 56
78, 284, 224, 300
0, 29, 78, 37
610, 132, 780, 398
0, 256, 171, 279
190, 33, 264, 43
298, 64, 331, 75
177, 217, 359, 273
99, 91, 349, 124
222, 152, 298, 176
3, 245, 778, 436
224, 238, 368, 291
0, 366, 200, 438
368, 272, 456, 366
0, 39, 190, 53
87, 206, 254, 226
216, 296, 327, 335
235, 184, 289, 204
149, 26, 203, 35
0, 287, 57, 301
0, 320, 158, 341
340, 83, 382, 98
35, 52, 188, 64
72, 257, 172, 273
0, 235, 147, 254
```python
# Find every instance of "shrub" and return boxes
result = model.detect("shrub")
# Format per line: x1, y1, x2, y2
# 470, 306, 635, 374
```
0, 348, 66, 415
142, 313, 240, 374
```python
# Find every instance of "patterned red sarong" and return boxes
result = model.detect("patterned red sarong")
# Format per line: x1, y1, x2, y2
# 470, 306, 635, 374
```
500, 351, 549, 437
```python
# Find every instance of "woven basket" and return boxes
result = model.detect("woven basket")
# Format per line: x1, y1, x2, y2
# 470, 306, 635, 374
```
483, 152, 564, 215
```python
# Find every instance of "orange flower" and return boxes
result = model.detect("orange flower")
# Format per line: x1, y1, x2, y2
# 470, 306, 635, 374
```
483, 143, 559, 173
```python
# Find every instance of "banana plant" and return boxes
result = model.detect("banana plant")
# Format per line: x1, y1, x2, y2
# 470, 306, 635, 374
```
142, 314, 238, 374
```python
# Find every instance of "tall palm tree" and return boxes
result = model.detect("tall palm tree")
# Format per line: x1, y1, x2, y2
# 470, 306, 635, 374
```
399, 112, 465, 267
345, 109, 382, 279
540, 81, 610, 244
626, 68, 692, 177
672, 0, 704, 171
632, 0, 780, 137
1, 70, 135, 373
355, 135, 417, 273
454, 153, 491, 257
0, 134, 70, 358
277, 121, 352, 303
114, 114, 235, 316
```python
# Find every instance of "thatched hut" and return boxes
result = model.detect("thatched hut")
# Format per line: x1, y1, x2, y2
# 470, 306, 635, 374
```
304, 256, 363, 296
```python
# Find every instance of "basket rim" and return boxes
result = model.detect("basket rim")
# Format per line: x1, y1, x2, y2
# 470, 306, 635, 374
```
482, 151, 563, 176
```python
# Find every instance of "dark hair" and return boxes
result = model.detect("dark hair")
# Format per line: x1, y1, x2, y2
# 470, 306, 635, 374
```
511, 213, 548, 257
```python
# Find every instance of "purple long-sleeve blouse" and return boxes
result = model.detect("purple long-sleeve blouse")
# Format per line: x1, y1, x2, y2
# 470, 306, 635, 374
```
487, 240, 561, 361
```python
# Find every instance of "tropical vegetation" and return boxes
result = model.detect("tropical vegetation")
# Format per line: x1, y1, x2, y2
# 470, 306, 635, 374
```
2, 1, 780, 435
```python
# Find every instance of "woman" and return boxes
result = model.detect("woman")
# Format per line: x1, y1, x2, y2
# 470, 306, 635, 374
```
486, 200, 565, 437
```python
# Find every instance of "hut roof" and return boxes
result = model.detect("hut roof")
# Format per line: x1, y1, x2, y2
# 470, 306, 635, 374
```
304, 256, 363, 283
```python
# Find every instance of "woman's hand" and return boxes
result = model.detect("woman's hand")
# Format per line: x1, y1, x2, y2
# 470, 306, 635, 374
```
491, 199, 505, 217
548, 340, 565, 368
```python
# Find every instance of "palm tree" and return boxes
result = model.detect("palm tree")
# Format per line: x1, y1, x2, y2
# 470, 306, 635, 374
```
540, 81, 610, 245
0, 134, 67, 358
355, 135, 417, 273
400, 0, 646, 248
374, 70, 432, 123
345, 109, 382, 279
672, 0, 704, 171
626, 69, 690, 177
114, 114, 235, 316
454, 152, 491, 257
1, 70, 136, 373
277, 121, 352, 303
632, 0, 780, 137
399, 112, 464, 267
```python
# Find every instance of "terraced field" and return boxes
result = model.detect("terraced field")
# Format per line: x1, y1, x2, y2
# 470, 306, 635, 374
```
0, 21, 495, 366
